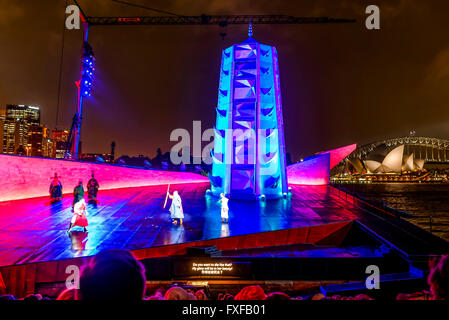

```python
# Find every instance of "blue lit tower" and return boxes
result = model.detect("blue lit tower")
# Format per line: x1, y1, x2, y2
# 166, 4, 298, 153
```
209, 23, 288, 200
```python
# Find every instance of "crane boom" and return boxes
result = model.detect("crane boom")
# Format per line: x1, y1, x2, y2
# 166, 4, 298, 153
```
86, 14, 356, 26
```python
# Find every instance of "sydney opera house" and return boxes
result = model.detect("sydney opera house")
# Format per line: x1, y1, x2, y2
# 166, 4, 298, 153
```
332, 136, 449, 182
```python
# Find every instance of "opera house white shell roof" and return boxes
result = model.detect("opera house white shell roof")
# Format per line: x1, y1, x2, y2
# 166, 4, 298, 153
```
364, 145, 424, 173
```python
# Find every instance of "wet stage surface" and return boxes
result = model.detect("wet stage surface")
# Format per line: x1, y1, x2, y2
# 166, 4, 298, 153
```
0, 183, 360, 267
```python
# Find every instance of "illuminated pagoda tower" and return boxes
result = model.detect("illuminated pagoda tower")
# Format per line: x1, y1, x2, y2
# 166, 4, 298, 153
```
209, 22, 288, 200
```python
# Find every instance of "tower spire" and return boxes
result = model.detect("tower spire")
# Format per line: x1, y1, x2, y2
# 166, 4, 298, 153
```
248, 17, 253, 37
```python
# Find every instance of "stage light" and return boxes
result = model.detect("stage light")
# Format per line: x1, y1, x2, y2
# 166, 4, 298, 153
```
80, 41, 95, 99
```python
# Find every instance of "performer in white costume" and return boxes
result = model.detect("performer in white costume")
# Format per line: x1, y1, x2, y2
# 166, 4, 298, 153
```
168, 190, 184, 225
219, 193, 229, 223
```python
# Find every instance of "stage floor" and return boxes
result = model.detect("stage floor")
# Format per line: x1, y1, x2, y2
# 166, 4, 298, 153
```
0, 183, 361, 267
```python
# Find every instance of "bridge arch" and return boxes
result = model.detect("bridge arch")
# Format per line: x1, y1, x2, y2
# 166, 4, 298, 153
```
349, 137, 449, 163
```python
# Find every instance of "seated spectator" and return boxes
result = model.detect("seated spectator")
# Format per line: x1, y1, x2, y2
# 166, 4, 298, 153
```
79, 249, 146, 301
310, 293, 325, 300
396, 291, 430, 300
353, 294, 374, 300
218, 293, 234, 300
21, 293, 43, 301
195, 289, 208, 300
265, 292, 291, 300
234, 285, 266, 300
146, 292, 165, 300
428, 254, 449, 300
164, 286, 197, 300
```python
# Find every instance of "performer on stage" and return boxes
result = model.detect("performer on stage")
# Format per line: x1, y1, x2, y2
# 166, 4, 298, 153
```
49, 173, 63, 202
72, 180, 85, 209
87, 172, 99, 204
168, 190, 184, 225
219, 193, 229, 223
69, 199, 89, 233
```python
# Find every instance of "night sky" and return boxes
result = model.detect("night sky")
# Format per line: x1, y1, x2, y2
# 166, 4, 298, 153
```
1, 0, 449, 161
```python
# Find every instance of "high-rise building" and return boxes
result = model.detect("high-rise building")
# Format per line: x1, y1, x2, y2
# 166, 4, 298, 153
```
209, 26, 288, 199
27, 124, 44, 157
3, 104, 40, 154
52, 129, 69, 159
111, 141, 116, 162
42, 127, 53, 158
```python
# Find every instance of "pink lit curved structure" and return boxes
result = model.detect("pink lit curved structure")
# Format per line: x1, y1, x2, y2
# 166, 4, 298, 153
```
288, 144, 356, 185
0, 154, 208, 202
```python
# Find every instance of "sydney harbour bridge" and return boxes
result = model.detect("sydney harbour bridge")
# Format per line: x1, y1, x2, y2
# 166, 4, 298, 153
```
348, 136, 449, 163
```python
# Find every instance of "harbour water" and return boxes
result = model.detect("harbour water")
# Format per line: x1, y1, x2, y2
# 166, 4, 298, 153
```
334, 183, 449, 241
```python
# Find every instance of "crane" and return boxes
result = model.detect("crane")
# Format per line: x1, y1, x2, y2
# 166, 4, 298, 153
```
64, 0, 356, 160
86, 14, 356, 26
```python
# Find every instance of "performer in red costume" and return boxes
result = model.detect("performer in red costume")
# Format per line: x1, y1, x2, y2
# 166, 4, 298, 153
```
68, 199, 89, 233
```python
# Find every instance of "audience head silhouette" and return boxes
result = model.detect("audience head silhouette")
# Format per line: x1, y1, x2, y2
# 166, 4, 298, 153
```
79, 249, 146, 300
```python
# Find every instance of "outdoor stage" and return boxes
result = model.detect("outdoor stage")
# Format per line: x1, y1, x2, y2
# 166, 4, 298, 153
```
0, 183, 363, 267
2, 181, 449, 298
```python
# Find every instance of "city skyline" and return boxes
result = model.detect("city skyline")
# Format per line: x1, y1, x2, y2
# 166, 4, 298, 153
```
2, 104, 41, 155
0, 103, 182, 159
0, 104, 68, 158
0, 103, 195, 162
1, 1, 449, 159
